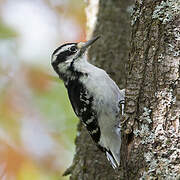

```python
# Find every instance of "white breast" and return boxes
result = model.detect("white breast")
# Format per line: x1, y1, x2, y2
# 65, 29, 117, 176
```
76, 59, 123, 114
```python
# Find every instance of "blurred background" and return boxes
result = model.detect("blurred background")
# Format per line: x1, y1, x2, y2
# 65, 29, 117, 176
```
0, 0, 86, 179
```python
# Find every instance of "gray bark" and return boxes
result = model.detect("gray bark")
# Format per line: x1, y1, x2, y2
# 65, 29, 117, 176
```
64, 0, 180, 179
123, 0, 180, 179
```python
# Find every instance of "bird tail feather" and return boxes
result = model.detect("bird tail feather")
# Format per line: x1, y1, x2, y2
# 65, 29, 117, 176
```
106, 150, 120, 169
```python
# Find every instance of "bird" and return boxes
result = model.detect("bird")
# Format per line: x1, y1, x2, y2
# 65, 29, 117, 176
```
51, 36, 125, 168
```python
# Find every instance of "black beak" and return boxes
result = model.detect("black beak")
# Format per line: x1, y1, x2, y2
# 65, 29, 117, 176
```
78, 36, 100, 52
82, 36, 100, 49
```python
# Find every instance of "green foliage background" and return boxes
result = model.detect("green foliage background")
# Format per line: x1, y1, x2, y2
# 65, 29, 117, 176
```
0, 0, 86, 179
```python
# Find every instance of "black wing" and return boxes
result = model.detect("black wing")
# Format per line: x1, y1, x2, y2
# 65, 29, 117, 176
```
66, 80, 100, 143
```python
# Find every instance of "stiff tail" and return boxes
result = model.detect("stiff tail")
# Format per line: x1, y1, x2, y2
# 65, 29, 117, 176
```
106, 150, 120, 169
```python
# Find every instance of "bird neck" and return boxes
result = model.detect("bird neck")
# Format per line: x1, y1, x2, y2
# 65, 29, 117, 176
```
61, 57, 88, 85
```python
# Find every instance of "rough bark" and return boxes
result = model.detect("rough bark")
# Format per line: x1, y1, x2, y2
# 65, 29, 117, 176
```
65, 0, 180, 179
123, 0, 180, 179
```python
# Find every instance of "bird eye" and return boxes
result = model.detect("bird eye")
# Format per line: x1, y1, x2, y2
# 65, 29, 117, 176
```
69, 46, 77, 52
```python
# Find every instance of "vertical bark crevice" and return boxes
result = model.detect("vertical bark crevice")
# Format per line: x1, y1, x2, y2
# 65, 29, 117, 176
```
124, 1, 180, 179
65, 0, 179, 179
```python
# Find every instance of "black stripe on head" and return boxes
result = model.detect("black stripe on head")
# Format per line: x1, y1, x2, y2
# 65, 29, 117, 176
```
52, 43, 77, 56
52, 43, 77, 64
56, 50, 74, 62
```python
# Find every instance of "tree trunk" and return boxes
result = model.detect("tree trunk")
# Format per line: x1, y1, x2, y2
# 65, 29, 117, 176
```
123, 0, 180, 179
65, 0, 180, 179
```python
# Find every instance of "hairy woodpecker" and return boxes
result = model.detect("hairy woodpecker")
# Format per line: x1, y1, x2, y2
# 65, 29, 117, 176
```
51, 36, 125, 168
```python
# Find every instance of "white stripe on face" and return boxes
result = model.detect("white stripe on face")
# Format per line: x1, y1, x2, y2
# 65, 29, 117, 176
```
51, 44, 76, 63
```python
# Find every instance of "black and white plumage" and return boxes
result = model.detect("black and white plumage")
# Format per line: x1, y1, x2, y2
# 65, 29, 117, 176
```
51, 36, 125, 168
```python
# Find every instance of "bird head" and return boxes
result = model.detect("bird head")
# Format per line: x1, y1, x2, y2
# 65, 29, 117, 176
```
51, 36, 100, 79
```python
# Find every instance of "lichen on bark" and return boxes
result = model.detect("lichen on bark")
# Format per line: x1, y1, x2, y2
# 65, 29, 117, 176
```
124, 0, 180, 179
65, 0, 180, 179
